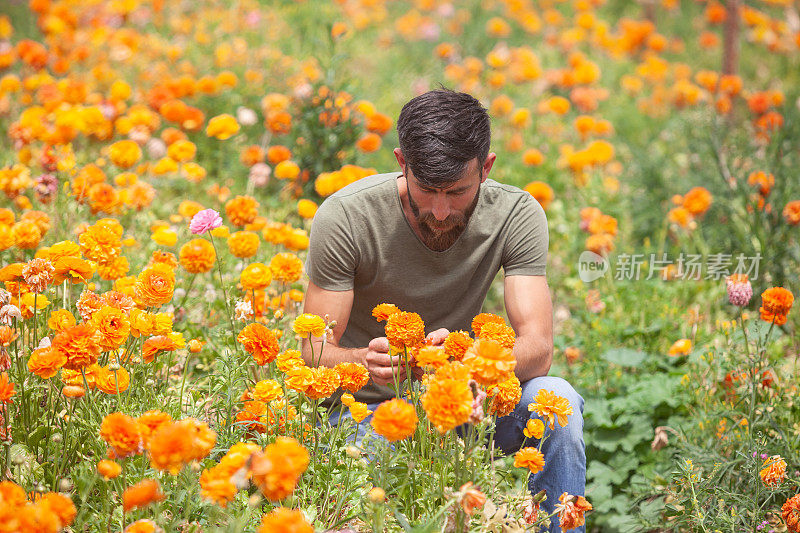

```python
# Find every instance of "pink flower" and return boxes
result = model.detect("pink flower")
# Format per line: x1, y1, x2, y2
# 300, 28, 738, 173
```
190, 209, 223, 235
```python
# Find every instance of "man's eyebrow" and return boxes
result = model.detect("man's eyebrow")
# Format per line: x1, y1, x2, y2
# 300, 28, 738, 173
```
420, 184, 472, 193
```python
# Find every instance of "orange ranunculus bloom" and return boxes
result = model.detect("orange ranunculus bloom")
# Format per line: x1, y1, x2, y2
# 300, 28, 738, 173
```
100, 412, 143, 458
304, 367, 341, 400
200, 442, 260, 508
53, 256, 95, 284
258, 508, 313, 533
0, 326, 18, 347
528, 389, 573, 430
137, 410, 174, 447
134, 263, 175, 308
523, 181, 554, 210
443, 330, 473, 361
385, 311, 425, 349
783, 201, 800, 226
227, 231, 259, 258
413, 346, 449, 370
225, 195, 259, 227
514, 447, 545, 473
206, 114, 240, 140
489, 375, 522, 417
37, 492, 76, 528
0, 372, 15, 403
252, 379, 283, 403
90, 305, 130, 351
52, 323, 101, 370
471, 313, 505, 337
479, 321, 516, 350
179, 238, 216, 274
462, 338, 516, 388
274, 160, 300, 180
27, 345, 67, 379
371, 398, 418, 442
292, 314, 326, 338
238, 323, 280, 365
108, 140, 142, 169
747, 170, 775, 196
250, 436, 309, 502
276, 349, 305, 373
149, 418, 216, 475
95, 366, 130, 395
668, 338, 692, 357
97, 459, 122, 480
356, 132, 382, 153
266, 145, 291, 164
269, 253, 303, 284
682, 186, 712, 216
524, 419, 546, 440
372, 303, 399, 322
782, 494, 800, 533
122, 479, 165, 513
760, 455, 787, 488
22, 258, 53, 293
335, 362, 370, 393
241, 263, 272, 290
556, 492, 592, 530
141, 334, 182, 363
759, 287, 794, 326
421, 376, 473, 433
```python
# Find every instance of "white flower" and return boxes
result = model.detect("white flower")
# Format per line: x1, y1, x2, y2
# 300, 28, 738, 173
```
234, 299, 253, 322
236, 106, 258, 126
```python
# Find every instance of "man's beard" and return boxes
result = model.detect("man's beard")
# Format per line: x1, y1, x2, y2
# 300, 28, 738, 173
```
408, 185, 480, 252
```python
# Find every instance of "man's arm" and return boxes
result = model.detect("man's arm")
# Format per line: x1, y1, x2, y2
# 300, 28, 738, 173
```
504, 275, 553, 382
301, 280, 411, 386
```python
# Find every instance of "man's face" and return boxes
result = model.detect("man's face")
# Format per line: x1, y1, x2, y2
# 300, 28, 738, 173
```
405, 161, 483, 252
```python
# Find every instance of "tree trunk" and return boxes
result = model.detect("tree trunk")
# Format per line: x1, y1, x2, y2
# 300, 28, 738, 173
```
722, 0, 741, 76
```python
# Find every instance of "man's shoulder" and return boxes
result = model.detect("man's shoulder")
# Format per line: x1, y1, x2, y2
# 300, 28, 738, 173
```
481, 178, 544, 213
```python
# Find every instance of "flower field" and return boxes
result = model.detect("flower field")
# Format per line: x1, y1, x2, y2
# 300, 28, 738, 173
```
1, 0, 800, 531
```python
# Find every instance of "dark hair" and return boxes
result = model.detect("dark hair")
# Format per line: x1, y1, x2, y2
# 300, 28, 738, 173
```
396, 88, 491, 187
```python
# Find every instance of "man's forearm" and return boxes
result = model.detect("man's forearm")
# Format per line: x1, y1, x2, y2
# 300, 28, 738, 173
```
302, 338, 367, 368
512, 334, 553, 382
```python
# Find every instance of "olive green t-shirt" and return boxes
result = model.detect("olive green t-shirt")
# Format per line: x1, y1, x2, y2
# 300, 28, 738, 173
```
304, 172, 548, 405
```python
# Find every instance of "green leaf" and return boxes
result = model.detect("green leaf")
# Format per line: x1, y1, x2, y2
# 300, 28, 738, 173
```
600, 348, 648, 368
587, 460, 627, 485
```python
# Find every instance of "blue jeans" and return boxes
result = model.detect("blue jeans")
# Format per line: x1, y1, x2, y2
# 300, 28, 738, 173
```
329, 376, 586, 533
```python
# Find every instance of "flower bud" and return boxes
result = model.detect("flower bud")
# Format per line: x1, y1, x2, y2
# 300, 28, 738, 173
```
367, 487, 386, 503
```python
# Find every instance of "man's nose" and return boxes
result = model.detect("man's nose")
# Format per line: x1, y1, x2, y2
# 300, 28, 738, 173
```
431, 193, 450, 221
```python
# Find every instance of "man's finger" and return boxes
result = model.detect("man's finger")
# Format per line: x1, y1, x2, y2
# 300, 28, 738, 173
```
368, 337, 390, 352
425, 328, 450, 346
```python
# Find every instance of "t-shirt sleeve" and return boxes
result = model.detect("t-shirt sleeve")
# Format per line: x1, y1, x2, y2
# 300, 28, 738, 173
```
304, 197, 359, 291
501, 194, 549, 276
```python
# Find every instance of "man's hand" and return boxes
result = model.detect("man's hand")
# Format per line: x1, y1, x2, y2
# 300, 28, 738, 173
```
425, 328, 450, 346
365, 337, 408, 386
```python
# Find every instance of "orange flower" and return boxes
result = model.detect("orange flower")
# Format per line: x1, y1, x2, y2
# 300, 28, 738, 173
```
478, 321, 516, 350
21, 258, 53, 293
443, 330, 473, 361
349, 401, 372, 422
252, 379, 283, 403
206, 113, 240, 140
266, 145, 291, 164
149, 419, 217, 475
385, 311, 425, 349
356, 133, 382, 153
456, 482, 486, 516
524, 419, 545, 439
100, 412, 142, 458
95, 366, 130, 395
269, 253, 303, 283
122, 479, 165, 513
523, 181, 554, 210
52, 323, 101, 370
784, 201, 800, 226
124, 519, 162, 533
179, 239, 216, 274
471, 313, 505, 337
237, 323, 280, 365
760, 287, 793, 325
97, 459, 122, 480
0, 372, 15, 403
682, 186, 712, 216
488, 375, 522, 417
555, 492, 592, 531
514, 447, 545, 473
227, 231, 260, 258
335, 362, 370, 393
134, 263, 175, 308
109, 140, 142, 169
241, 263, 272, 290
225, 195, 259, 227
292, 313, 326, 338
372, 303, 400, 322
258, 508, 313, 533
48, 309, 76, 332
53, 256, 95, 284
137, 410, 174, 447
141, 335, 181, 363
782, 494, 800, 533
27, 345, 67, 379
304, 366, 341, 400
462, 338, 516, 387
747, 171, 775, 196
414, 345, 449, 369
0, 326, 18, 347
668, 338, 692, 357
276, 349, 305, 373
90, 305, 130, 351
421, 376, 473, 433
371, 398, 418, 441
528, 389, 573, 430
250, 437, 310, 501
760, 455, 787, 488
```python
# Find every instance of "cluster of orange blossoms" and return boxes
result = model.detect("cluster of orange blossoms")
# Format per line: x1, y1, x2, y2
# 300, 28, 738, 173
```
579, 207, 618, 256
0, 481, 76, 532
667, 186, 713, 231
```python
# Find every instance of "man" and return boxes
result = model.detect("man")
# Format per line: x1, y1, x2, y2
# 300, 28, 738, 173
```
301, 89, 585, 532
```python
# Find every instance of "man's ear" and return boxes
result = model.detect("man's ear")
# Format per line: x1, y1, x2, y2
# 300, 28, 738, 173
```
393, 148, 405, 170
481, 152, 497, 183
